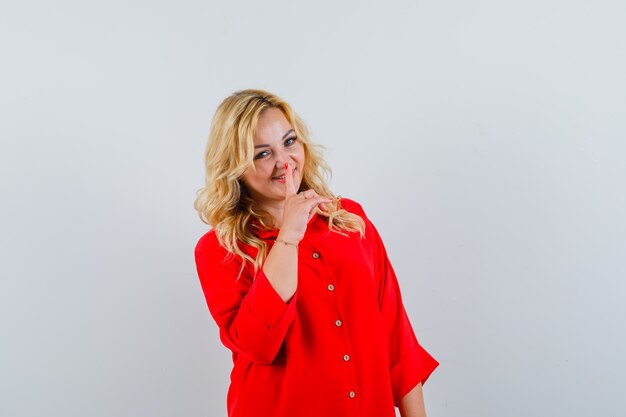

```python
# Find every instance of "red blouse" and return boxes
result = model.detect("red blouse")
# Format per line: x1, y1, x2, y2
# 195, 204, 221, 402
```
194, 198, 438, 417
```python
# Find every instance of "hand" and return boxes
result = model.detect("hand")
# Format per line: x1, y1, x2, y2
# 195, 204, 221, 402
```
278, 162, 332, 244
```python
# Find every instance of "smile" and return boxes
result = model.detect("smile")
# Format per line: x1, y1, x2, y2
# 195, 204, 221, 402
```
272, 167, 297, 181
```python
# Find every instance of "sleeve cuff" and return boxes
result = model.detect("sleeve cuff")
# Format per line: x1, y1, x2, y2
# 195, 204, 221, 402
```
390, 343, 440, 406
241, 269, 297, 329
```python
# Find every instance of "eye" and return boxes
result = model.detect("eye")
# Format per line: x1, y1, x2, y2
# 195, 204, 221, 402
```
284, 136, 297, 146
254, 150, 270, 160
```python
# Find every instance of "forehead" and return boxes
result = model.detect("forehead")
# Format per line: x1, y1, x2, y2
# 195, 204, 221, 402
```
253, 108, 293, 143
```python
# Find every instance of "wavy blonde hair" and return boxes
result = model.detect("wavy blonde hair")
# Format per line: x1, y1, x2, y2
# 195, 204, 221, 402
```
194, 89, 365, 273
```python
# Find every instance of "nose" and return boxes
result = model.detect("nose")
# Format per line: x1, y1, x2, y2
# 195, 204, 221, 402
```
273, 148, 294, 169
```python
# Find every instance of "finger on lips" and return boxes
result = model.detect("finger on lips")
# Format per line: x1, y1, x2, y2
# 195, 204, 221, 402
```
282, 163, 331, 214
284, 162, 297, 197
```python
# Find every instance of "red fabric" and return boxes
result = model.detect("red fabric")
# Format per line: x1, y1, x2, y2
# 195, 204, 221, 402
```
194, 198, 439, 417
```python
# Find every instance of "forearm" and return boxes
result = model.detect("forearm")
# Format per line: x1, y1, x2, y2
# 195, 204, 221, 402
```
262, 233, 298, 302
398, 382, 426, 417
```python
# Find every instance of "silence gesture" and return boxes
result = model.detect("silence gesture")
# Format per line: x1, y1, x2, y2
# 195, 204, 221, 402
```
278, 162, 332, 245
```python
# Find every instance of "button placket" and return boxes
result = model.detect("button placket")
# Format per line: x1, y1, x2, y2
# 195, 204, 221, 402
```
317, 248, 357, 405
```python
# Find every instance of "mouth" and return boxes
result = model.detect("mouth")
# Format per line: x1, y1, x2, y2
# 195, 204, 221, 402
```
272, 166, 297, 182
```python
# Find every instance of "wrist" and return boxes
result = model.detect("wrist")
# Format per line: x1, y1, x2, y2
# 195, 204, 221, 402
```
275, 238, 299, 249
277, 231, 300, 246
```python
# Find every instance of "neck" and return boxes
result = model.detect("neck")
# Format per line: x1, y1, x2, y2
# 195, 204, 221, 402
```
260, 201, 284, 229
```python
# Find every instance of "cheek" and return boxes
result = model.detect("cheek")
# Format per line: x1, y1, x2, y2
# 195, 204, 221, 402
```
245, 164, 273, 183
290, 144, 305, 161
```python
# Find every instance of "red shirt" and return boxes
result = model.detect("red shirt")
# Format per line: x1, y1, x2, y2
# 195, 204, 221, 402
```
194, 198, 439, 417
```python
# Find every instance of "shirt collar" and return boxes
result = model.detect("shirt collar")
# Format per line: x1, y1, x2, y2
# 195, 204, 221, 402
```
251, 212, 319, 240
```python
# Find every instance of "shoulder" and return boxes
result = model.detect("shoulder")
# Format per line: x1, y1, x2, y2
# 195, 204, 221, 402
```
338, 197, 384, 239
338, 196, 367, 217
194, 229, 230, 264
195, 228, 255, 269
194, 228, 252, 285
195, 228, 219, 253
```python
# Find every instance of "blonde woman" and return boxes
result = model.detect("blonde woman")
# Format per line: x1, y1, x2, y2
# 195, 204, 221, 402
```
194, 89, 438, 417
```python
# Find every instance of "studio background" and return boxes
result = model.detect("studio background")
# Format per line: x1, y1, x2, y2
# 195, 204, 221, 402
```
1, 1, 625, 416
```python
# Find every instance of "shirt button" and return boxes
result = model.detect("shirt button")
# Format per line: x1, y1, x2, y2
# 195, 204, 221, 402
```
335, 319, 342, 327
343, 354, 350, 361
312, 252, 320, 259
327, 284, 335, 291
349, 391, 356, 398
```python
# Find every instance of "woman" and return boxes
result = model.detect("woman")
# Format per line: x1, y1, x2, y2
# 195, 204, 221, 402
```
194, 89, 439, 417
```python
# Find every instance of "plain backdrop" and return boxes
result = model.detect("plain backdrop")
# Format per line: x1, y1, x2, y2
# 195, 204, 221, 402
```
1, 1, 625, 416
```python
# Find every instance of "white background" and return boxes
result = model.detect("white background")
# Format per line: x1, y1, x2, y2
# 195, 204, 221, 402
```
1, 1, 625, 416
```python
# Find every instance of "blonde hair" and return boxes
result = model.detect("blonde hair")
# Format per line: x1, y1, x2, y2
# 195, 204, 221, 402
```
194, 89, 365, 273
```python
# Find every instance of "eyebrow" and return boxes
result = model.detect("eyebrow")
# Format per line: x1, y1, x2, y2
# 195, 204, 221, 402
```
254, 129, 295, 149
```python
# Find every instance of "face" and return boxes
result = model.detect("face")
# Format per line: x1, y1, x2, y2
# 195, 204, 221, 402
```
240, 107, 305, 208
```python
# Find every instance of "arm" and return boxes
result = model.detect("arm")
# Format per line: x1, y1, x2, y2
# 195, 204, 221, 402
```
398, 382, 427, 417
340, 199, 439, 406
373, 220, 439, 406
262, 161, 331, 303
195, 163, 331, 364
195, 233, 298, 365
261, 233, 298, 302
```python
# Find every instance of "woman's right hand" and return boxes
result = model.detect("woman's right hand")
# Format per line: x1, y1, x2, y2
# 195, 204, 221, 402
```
278, 162, 332, 244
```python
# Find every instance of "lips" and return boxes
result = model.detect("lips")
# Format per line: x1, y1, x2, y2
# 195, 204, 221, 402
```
272, 166, 296, 180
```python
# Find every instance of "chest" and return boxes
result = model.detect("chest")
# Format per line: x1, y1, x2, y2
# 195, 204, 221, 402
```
293, 228, 380, 310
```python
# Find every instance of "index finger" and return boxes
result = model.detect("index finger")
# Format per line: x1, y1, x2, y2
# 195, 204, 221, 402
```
306, 197, 333, 221
284, 162, 297, 198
